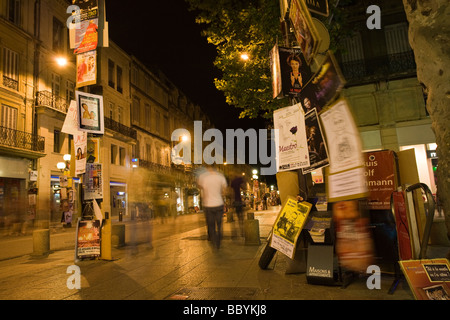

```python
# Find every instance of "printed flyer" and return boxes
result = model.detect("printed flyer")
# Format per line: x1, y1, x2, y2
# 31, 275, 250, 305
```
399, 259, 450, 300
270, 197, 312, 259
76, 219, 101, 260
273, 103, 310, 172
303, 108, 329, 174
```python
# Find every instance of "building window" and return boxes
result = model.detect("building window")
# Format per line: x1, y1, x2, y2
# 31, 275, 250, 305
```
111, 144, 117, 164
53, 17, 64, 53
54, 129, 62, 153
132, 97, 140, 125
2, 48, 19, 91
146, 143, 152, 161
8, 0, 21, 25
145, 103, 151, 129
66, 80, 75, 103
131, 66, 138, 86
385, 23, 410, 54
116, 66, 123, 93
119, 147, 126, 166
52, 73, 61, 97
108, 59, 115, 88
109, 102, 114, 120
155, 111, 160, 133
117, 106, 123, 124
164, 115, 169, 138
1, 105, 18, 129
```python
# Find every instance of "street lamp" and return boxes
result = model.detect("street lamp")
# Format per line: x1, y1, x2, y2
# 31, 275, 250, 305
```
55, 56, 68, 67
240, 53, 250, 61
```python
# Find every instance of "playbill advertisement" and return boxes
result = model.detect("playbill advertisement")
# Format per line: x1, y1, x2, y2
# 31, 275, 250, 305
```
77, 50, 97, 88
399, 259, 450, 300
319, 99, 364, 174
303, 108, 329, 174
84, 163, 103, 200
274, 103, 310, 172
76, 91, 104, 134
76, 219, 101, 260
270, 197, 312, 259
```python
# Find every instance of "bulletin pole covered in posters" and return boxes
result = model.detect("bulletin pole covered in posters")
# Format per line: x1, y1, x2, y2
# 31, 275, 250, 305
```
66, 0, 110, 261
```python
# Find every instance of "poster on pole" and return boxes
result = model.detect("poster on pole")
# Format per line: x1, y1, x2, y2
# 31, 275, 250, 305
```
84, 163, 103, 200
319, 99, 364, 174
305, 0, 329, 17
270, 43, 282, 99
289, 0, 321, 65
302, 108, 329, 174
76, 50, 97, 88
74, 131, 87, 175
270, 197, 312, 259
75, 219, 101, 260
76, 91, 104, 134
273, 103, 310, 172
278, 46, 313, 99
399, 259, 450, 300
74, 19, 98, 54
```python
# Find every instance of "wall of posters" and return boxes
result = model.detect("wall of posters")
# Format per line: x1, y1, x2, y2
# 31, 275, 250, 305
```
76, 50, 97, 88
274, 103, 310, 172
289, 0, 321, 65
270, 197, 312, 259
76, 91, 104, 134
303, 108, 329, 174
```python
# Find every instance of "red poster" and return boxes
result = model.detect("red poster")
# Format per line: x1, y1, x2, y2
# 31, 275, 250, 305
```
364, 150, 396, 210
392, 191, 413, 260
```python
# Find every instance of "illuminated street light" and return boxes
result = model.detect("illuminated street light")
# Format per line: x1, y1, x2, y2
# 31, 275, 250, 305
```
252, 169, 258, 175
181, 135, 189, 142
57, 162, 66, 171
240, 53, 249, 61
63, 154, 71, 161
55, 56, 68, 67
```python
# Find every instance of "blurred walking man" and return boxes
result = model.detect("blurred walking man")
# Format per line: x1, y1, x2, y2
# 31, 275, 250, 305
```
197, 165, 227, 250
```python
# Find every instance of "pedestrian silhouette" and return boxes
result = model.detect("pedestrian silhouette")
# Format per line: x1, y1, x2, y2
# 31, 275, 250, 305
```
197, 165, 227, 250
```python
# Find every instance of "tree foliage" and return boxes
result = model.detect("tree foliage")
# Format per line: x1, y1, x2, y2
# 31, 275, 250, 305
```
185, 0, 352, 120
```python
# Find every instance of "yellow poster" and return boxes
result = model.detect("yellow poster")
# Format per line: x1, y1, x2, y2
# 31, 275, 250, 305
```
270, 197, 312, 259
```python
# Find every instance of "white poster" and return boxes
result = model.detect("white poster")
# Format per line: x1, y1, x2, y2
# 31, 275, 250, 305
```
76, 91, 104, 134
319, 99, 364, 174
62, 100, 80, 136
327, 167, 368, 202
74, 132, 88, 175
274, 103, 310, 172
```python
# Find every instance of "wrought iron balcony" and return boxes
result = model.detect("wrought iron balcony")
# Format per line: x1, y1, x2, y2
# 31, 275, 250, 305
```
3, 75, 18, 91
340, 51, 417, 84
104, 117, 137, 140
0, 125, 45, 153
36, 91, 68, 113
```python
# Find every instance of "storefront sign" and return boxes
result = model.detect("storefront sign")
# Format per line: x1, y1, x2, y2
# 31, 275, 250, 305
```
363, 150, 396, 210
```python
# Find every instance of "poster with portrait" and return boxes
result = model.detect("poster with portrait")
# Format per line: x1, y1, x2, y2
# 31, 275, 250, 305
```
278, 46, 313, 99
270, 197, 312, 259
76, 91, 104, 134
86, 137, 100, 163
302, 108, 329, 174
289, 0, 321, 65
74, 131, 88, 175
319, 99, 364, 174
84, 163, 103, 200
76, 50, 97, 88
273, 103, 310, 172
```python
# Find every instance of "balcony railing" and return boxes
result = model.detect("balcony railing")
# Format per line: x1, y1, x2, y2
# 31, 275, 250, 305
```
36, 91, 68, 113
104, 117, 137, 140
0, 125, 45, 153
340, 51, 417, 83
3, 75, 18, 91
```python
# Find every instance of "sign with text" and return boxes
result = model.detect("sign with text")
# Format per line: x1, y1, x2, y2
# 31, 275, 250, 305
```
399, 259, 450, 300
363, 150, 397, 210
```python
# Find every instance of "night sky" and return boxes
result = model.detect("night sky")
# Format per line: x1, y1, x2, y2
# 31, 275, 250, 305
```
105, 0, 265, 132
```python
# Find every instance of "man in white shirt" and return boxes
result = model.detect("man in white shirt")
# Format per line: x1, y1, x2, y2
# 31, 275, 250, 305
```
197, 165, 227, 250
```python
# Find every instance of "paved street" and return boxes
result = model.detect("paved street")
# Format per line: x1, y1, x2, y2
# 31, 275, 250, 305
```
1, 206, 434, 304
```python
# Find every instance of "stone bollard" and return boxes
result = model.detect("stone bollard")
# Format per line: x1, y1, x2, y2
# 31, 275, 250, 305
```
111, 224, 125, 247
33, 229, 50, 256
244, 212, 260, 245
